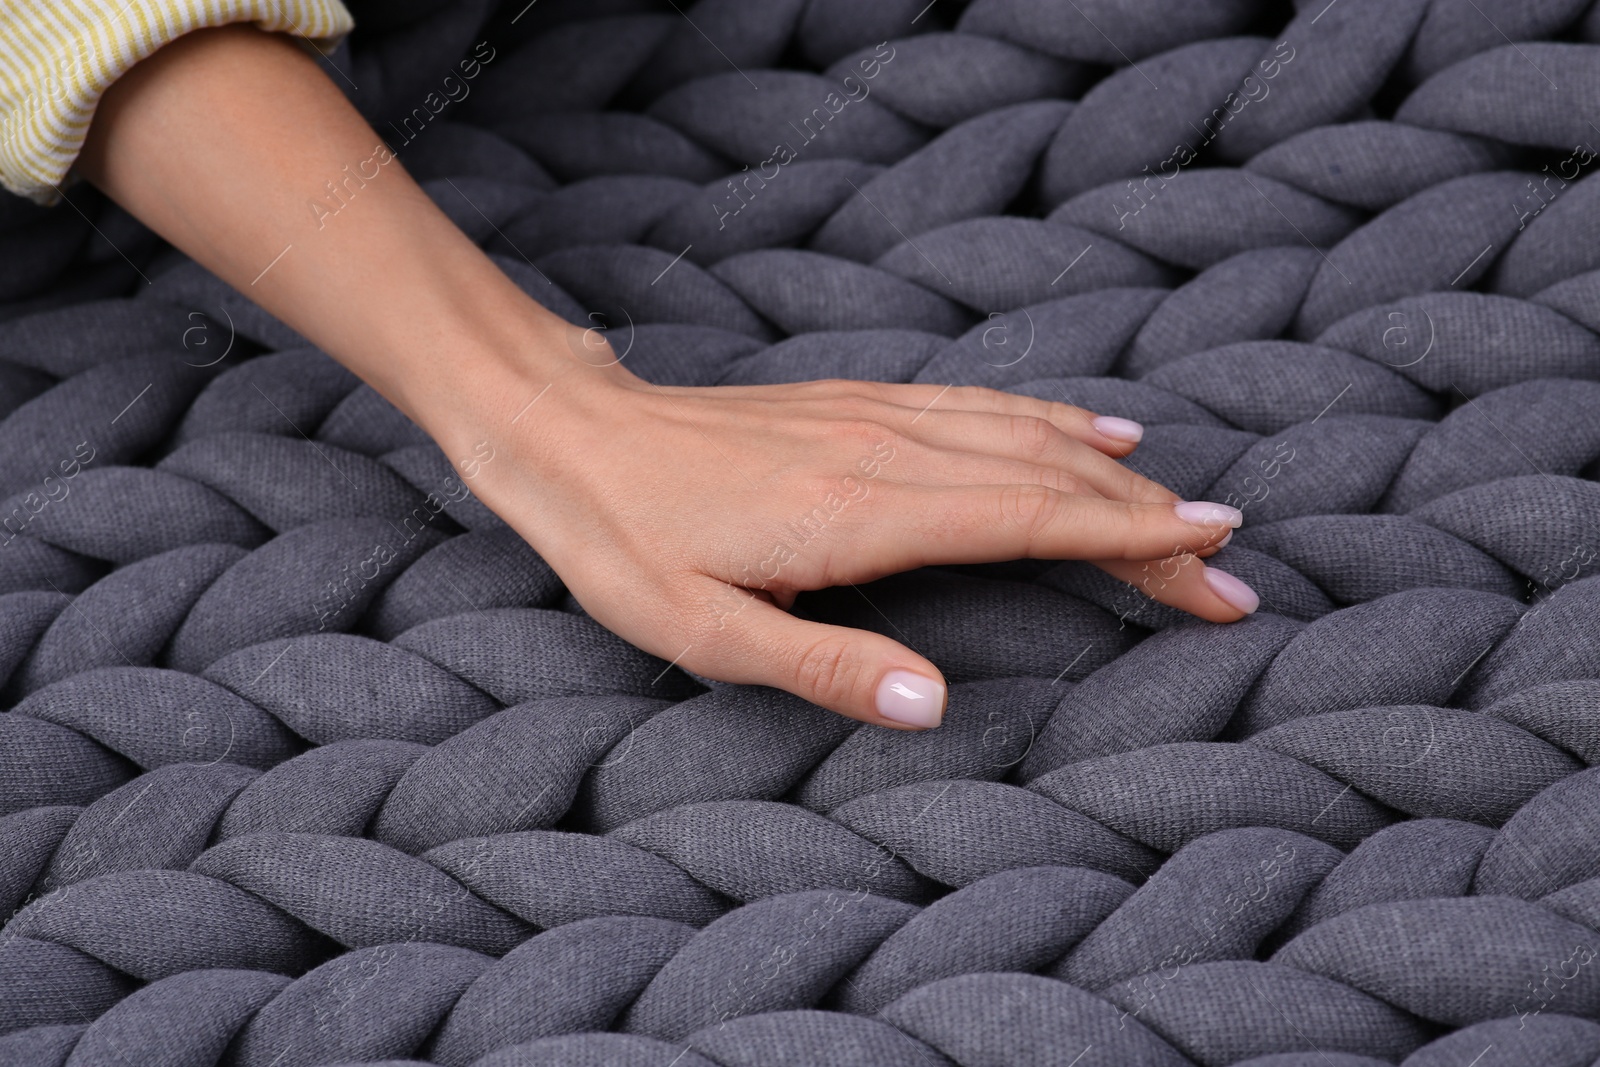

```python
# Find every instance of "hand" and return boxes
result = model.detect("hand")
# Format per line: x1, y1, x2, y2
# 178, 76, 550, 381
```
73, 25, 1254, 733
454, 323, 1255, 732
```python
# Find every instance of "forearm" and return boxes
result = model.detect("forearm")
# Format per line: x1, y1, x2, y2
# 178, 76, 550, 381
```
74, 23, 617, 463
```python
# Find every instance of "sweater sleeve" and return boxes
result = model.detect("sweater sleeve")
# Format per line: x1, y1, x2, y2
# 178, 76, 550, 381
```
0, 0, 356, 205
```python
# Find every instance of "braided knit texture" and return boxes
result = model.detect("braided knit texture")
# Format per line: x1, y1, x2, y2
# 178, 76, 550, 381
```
5, 0, 1600, 1063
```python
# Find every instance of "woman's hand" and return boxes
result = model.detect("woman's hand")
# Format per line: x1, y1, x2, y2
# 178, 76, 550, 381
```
450, 324, 1256, 732
78, 24, 1256, 733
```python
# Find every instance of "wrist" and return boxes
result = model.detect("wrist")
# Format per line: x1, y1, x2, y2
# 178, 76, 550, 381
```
404, 303, 651, 568
395, 289, 645, 480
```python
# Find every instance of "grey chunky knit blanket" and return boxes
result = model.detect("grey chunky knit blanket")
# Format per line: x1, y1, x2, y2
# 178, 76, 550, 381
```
5, 0, 1600, 1063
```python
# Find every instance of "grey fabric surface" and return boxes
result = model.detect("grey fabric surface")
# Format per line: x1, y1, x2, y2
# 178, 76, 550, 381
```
3, 0, 1600, 1064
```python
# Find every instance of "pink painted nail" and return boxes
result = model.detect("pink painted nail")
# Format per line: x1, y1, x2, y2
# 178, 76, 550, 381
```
1092, 415, 1144, 443
875, 669, 946, 728
1174, 501, 1244, 527
1216, 529, 1233, 549
1204, 566, 1259, 614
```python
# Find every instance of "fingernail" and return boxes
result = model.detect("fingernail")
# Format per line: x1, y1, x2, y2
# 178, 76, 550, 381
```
876, 669, 946, 729
1216, 529, 1233, 549
1175, 501, 1244, 528
1092, 416, 1143, 443
1204, 566, 1259, 614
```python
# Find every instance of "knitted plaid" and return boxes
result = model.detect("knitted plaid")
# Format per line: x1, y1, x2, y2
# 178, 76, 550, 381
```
5, 0, 1600, 1064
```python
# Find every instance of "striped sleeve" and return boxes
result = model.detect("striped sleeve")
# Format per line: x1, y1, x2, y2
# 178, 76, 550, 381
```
0, 0, 356, 205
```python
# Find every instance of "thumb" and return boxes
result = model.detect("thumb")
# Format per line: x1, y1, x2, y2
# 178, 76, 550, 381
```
684, 587, 949, 730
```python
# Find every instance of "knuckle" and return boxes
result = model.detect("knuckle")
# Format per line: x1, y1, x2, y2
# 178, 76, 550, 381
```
869, 423, 906, 456
999, 483, 1060, 547
844, 423, 904, 473
831, 392, 878, 418
1117, 467, 1161, 503
1010, 415, 1056, 460
1043, 469, 1083, 496
791, 634, 862, 706
798, 467, 848, 503
840, 416, 889, 449
858, 381, 899, 404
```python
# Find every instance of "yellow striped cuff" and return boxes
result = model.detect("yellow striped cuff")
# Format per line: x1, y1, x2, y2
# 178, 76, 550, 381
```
0, 0, 356, 205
